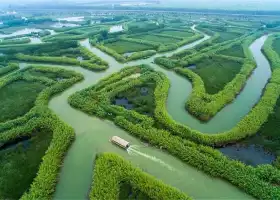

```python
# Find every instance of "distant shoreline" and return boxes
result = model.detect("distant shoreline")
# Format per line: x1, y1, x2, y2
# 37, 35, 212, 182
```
9, 4, 280, 17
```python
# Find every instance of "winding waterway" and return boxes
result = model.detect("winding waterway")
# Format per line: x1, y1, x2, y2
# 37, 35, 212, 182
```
34, 27, 273, 199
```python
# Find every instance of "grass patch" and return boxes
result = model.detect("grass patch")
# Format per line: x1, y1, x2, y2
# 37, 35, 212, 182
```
131, 34, 181, 45
104, 40, 154, 54
160, 30, 194, 38
218, 44, 245, 58
192, 56, 243, 94
0, 80, 46, 123
0, 128, 53, 199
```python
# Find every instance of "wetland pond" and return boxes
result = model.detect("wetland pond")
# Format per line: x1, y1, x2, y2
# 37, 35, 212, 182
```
14, 26, 271, 200
46, 31, 259, 199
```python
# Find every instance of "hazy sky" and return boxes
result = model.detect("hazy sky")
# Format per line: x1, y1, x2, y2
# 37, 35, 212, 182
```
1, 0, 280, 10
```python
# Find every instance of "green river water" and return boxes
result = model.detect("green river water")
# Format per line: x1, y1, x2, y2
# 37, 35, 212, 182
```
38, 30, 271, 199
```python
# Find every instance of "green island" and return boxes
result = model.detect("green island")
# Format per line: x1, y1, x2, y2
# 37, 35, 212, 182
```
0, 2, 280, 200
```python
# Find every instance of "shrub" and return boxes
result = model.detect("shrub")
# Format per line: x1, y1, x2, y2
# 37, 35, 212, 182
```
156, 32, 262, 121
0, 65, 83, 199
0, 63, 19, 77
126, 50, 156, 61
158, 43, 179, 52
90, 153, 191, 200
68, 66, 280, 199
175, 56, 255, 121
15, 53, 108, 71
95, 44, 126, 63
0, 38, 30, 45
154, 57, 179, 69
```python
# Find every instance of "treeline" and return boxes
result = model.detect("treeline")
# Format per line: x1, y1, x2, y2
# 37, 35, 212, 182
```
0, 63, 19, 77
93, 32, 204, 62
3, 17, 54, 27
10, 40, 109, 71
154, 57, 180, 69
126, 50, 156, 61
95, 44, 126, 63
127, 22, 164, 34
94, 40, 157, 63
153, 68, 280, 147
98, 15, 128, 23
261, 34, 280, 167
79, 46, 108, 66
153, 33, 183, 40
90, 153, 191, 200
42, 29, 101, 43
1, 40, 78, 56
0, 38, 31, 46
121, 37, 159, 49
262, 34, 280, 70
15, 53, 108, 71
158, 43, 179, 53
68, 66, 280, 199
114, 115, 280, 200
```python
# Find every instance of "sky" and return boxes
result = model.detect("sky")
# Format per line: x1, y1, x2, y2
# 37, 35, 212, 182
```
1, 0, 280, 11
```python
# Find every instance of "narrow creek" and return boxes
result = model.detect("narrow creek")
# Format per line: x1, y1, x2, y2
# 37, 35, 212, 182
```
42, 29, 268, 199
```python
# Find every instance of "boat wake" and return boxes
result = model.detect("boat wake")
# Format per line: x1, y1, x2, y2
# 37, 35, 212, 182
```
127, 145, 174, 171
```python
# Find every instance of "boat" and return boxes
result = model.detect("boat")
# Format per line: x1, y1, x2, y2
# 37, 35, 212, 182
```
110, 136, 130, 149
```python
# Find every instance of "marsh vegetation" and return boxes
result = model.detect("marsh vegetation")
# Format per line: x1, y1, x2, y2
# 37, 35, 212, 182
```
0, 7, 280, 200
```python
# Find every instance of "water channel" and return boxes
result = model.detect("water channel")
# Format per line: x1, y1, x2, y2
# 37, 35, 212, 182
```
38, 27, 272, 199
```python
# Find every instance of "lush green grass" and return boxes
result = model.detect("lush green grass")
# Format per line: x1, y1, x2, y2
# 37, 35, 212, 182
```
159, 30, 194, 38
0, 128, 53, 199
131, 34, 181, 45
0, 80, 46, 122
192, 56, 243, 94
218, 44, 245, 58
272, 37, 280, 58
113, 81, 156, 115
104, 40, 154, 54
